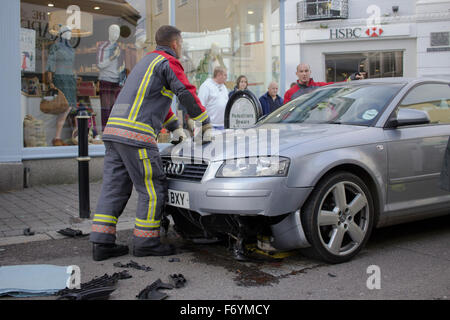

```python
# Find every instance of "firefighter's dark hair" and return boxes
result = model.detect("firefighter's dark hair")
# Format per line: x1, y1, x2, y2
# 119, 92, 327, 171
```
155, 25, 182, 46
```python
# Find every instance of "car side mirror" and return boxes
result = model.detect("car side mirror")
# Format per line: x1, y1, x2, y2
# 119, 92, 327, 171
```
386, 108, 430, 128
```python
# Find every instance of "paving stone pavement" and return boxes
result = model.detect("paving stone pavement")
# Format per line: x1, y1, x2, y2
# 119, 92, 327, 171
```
0, 182, 137, 243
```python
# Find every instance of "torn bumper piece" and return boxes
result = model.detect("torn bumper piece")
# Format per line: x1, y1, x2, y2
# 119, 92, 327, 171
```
56, 271, 131, 300
169, 274, 186, 288
137, 279, 174, 300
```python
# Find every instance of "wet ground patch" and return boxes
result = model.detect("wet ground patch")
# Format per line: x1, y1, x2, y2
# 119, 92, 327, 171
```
181, 241, 324, 287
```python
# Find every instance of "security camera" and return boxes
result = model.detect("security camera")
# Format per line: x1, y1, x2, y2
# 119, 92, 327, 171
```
392, 6, 399, 14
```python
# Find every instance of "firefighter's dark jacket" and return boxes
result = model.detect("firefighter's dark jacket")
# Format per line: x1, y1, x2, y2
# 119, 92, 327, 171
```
103, 45, 210, 148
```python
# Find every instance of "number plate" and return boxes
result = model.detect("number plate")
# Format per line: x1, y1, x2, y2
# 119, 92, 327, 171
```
167, 189, 190, 209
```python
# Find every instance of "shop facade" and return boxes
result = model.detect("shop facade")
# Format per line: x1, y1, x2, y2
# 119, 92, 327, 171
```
2, 0, 449, 191
283, 0, 450, 85
0, 0, 287, 191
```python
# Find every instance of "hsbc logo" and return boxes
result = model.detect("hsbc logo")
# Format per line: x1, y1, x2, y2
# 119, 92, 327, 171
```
366, 27, 384, 37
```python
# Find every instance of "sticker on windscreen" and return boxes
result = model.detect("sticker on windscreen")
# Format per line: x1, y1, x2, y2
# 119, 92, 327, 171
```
362, 109, 378, 120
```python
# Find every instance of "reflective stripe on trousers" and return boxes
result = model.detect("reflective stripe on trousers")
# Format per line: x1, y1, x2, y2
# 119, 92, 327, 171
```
89, 141, 167, 247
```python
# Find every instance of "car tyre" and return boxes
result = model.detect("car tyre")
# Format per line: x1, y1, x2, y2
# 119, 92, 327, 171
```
300, 171, 375, 264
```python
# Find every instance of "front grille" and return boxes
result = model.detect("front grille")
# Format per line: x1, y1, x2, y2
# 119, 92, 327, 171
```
161, 158, 208, 182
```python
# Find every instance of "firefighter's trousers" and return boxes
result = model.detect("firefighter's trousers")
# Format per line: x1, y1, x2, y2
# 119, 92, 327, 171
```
89, 141, 167, 248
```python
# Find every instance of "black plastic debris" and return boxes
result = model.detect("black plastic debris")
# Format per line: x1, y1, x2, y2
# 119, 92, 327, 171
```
114, 270, 133, 280
136, 279, 174, 300
57, 228, 86, 238
169, 274, 186, 288
168, 258, 180, 263
56, 271, 131, 300
328, 273, 337, 278
23, 228, 35, 236
114, 260, 152, 272
57, 286, 116, 300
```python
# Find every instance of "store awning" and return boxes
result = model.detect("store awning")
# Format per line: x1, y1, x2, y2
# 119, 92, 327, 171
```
22, 0, 141, 26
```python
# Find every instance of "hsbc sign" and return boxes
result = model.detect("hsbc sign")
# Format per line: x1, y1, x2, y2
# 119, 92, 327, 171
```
329, 27, 384, 40
302, 24, 410, 42
302, 5, 410, 43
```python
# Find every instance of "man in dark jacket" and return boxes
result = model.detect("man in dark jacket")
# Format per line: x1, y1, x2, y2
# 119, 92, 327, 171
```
259, 82, 283, 115
283, 64, 333, 104
90, 25, 211, 261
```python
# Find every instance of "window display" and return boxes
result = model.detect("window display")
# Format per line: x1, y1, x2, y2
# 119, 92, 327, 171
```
20, 0, 146, 148
97, 24, 126, 131
20, 0, 279, 148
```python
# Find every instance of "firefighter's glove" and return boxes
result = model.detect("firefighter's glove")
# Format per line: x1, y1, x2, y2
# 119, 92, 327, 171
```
194, 123, 213, 145
170, 128, 188, 145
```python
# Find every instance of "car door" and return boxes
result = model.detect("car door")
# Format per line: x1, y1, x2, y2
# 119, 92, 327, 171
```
384, 82, 450, 222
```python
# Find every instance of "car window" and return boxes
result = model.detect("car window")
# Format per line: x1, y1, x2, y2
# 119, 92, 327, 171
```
260, 84, 403, 126
399, 83, 450, 124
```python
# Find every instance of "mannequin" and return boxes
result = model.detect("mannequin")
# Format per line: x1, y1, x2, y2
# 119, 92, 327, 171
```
97, 24, 126, 131
195, 42, 225, 87
45, 25, 75, 146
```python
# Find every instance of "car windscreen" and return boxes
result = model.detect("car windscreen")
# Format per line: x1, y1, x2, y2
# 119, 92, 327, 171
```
260, 84, 403, 126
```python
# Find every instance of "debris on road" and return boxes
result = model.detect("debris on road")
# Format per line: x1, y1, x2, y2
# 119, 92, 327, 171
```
57, 286, 116, 300
168, 257, 180, 263
169, 274, 187, 288
23, 228, 35, 236
57, 228, 86, 238
136, 279, 174, 300
56, 271, 132, 300
0, 264, 70, 297
328, 273, 337, 278
114, 260, 152, 272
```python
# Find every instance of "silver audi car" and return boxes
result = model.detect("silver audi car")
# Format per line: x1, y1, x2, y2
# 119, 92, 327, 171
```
161, 78, 450, 264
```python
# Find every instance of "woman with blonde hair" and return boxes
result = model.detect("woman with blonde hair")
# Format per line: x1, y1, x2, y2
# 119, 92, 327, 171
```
228, 75, 248, 98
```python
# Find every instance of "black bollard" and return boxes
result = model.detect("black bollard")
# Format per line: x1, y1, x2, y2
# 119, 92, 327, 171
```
76, 110, 91, 219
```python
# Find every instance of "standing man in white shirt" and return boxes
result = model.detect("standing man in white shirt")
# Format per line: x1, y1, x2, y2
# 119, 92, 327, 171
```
198, 67, 228, 130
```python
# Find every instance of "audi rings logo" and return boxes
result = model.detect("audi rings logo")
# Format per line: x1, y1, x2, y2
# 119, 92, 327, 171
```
163, 162, 185, 175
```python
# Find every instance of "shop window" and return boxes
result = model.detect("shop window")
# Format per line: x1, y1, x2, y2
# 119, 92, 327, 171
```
325, 51, 403, 82
20, 0, 279, 147
399, 84, 450, 125
172, 0, 280, 131
20, 0, 148, 148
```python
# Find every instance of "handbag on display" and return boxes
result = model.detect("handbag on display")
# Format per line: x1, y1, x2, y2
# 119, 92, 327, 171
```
40, 87, 69, 114
23, 114, 47, 147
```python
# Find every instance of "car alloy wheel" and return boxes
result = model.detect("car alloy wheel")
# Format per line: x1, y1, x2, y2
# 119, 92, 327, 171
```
300, 171, 374, 264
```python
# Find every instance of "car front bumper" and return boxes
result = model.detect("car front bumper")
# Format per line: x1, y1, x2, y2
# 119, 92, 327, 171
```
166, 161, 313, 217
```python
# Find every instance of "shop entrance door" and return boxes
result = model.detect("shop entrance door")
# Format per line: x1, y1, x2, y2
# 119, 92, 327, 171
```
325, 51, 403, 82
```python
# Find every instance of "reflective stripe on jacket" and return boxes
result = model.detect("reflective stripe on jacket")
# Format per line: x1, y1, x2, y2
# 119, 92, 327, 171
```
103, 45, 209, 148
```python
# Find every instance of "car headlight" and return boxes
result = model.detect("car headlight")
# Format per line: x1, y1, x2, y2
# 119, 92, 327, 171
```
216, 157, 290, 178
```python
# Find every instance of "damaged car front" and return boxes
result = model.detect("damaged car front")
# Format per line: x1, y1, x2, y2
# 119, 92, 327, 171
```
161, 81, 406, 263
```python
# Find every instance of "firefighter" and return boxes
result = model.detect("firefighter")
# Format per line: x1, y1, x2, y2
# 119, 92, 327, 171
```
90, 25, 212, 261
